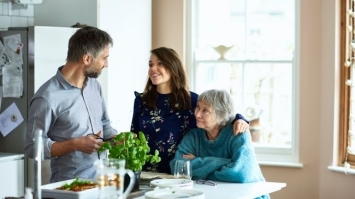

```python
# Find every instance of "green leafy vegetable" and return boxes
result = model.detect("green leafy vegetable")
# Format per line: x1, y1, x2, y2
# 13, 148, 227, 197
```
98, 131, 161, 172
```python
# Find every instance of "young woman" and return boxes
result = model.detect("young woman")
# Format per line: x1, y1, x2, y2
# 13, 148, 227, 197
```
130, 47, 249, 173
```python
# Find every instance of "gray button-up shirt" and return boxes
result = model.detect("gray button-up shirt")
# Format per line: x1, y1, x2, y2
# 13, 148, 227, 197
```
25, 66, 118, 182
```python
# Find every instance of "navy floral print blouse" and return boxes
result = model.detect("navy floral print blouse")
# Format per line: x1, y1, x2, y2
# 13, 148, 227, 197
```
130, 91, 198, 173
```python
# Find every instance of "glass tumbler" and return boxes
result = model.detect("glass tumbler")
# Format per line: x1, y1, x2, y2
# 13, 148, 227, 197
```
174, 160, 192, 180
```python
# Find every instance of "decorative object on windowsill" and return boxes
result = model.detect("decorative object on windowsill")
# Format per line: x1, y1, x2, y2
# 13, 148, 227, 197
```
245, 105, 263, 143
98, 131, 161, 192
245, 106, 262, 122
249, 118, 263, 143
212, 45, 234, 60
246, 73, 274, 143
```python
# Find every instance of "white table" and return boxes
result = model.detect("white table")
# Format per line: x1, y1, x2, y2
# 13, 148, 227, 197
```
138, 181, 286, 199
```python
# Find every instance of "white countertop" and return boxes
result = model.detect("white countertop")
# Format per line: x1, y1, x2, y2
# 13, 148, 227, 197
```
139, 181, 286, 199
40, 179, 286, 199
0, 152, 24, 163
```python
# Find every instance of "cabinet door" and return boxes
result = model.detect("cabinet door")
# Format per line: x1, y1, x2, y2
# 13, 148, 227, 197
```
0, 159, 24, 198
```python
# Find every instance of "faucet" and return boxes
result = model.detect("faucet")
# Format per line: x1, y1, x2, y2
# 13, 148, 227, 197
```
33, 129, 43, 199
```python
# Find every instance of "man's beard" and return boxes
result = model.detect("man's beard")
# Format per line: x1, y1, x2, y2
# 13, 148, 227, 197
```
85, 65, 101, 78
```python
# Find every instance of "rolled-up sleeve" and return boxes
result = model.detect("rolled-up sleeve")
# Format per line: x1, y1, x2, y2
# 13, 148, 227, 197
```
25, 97, 55, 159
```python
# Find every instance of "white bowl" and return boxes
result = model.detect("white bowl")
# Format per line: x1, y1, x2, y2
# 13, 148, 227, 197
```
150, 179, 193, 189
145, 188, 205, 199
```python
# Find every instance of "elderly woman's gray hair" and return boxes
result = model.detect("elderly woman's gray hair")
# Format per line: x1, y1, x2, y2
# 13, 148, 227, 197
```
198, 89, 235, 127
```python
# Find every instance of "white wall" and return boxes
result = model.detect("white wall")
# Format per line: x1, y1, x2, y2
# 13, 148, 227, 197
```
98, 0, 150, 132
0, 1, 35, 30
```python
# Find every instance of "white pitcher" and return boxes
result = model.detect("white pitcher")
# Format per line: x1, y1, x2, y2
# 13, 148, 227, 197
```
96, 158, 135, 199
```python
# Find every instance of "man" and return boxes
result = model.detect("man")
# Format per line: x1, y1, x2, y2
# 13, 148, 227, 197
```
24, 26, 118, 183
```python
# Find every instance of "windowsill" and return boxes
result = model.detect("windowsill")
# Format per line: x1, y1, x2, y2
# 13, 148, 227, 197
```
328, 166, 355, 175
259, 161, 303, 168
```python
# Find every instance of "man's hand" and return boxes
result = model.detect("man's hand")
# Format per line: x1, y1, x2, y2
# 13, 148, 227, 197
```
51, 131, 104, 157
78, 131, 103, 154
233, 119, 249, 135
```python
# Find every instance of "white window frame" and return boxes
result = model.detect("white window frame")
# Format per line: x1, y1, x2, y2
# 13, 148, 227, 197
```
185, 0, 302, 166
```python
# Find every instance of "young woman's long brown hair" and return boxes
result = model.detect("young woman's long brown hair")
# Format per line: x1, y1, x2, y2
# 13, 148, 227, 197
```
142, 47, 191, 110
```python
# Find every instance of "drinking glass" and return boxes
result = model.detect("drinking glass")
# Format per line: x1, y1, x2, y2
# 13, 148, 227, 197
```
96, 158, 135, 199
174, 160, 192, 179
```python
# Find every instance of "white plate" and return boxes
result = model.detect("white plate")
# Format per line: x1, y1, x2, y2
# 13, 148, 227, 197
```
150, 179, 193, 189
41, 178, 99, 199
141, 171, 175, 180
145, 189, 205, 199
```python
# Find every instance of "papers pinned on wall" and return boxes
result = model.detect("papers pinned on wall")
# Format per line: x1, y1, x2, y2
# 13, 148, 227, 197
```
2, 63, 23, 98
0, 33, 24, 98
3, 34, 23, 65
0, 40, 11, 73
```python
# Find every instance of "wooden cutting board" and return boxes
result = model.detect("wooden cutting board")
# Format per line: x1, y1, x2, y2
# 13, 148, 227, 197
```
127, 189, 146, 199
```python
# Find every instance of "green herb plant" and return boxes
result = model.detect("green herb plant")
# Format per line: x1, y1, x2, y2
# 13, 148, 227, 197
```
98, 131, 161, 172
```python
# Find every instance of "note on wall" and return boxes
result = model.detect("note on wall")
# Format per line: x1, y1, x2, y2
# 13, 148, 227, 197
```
0, 102, 24, 137
3, 34, 23, 65
2, 63, 23, 98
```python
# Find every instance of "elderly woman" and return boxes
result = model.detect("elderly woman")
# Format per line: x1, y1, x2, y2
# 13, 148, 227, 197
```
170, 89, 269, 198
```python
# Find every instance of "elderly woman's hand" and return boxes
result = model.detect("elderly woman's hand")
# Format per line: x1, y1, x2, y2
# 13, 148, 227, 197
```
183, 153, 195, 159
233, 119, 249, 135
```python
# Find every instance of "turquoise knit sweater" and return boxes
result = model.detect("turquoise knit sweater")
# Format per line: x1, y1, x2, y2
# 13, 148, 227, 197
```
170, 123, 270, 199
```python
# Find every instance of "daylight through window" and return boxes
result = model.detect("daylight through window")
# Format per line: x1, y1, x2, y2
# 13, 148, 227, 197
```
187, 0, 297, 162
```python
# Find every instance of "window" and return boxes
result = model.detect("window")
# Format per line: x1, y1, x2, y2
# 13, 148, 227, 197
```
340, 0, 355, 168
186, 0, 298, 163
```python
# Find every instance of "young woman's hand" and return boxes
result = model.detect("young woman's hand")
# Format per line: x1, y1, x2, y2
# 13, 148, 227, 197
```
233, 119, 249, 135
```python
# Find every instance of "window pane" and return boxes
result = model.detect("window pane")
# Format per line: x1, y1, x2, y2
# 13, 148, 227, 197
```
195, 0, 295, 61
194, 62, 292, 147
192, 0, 295, 148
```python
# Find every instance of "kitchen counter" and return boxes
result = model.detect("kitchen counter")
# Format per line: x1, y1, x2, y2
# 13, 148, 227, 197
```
0, 152, 25, 198
0, 152, 24, 162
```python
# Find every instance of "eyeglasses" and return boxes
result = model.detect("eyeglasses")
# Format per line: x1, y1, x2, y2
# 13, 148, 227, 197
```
196, 179, 217, 186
